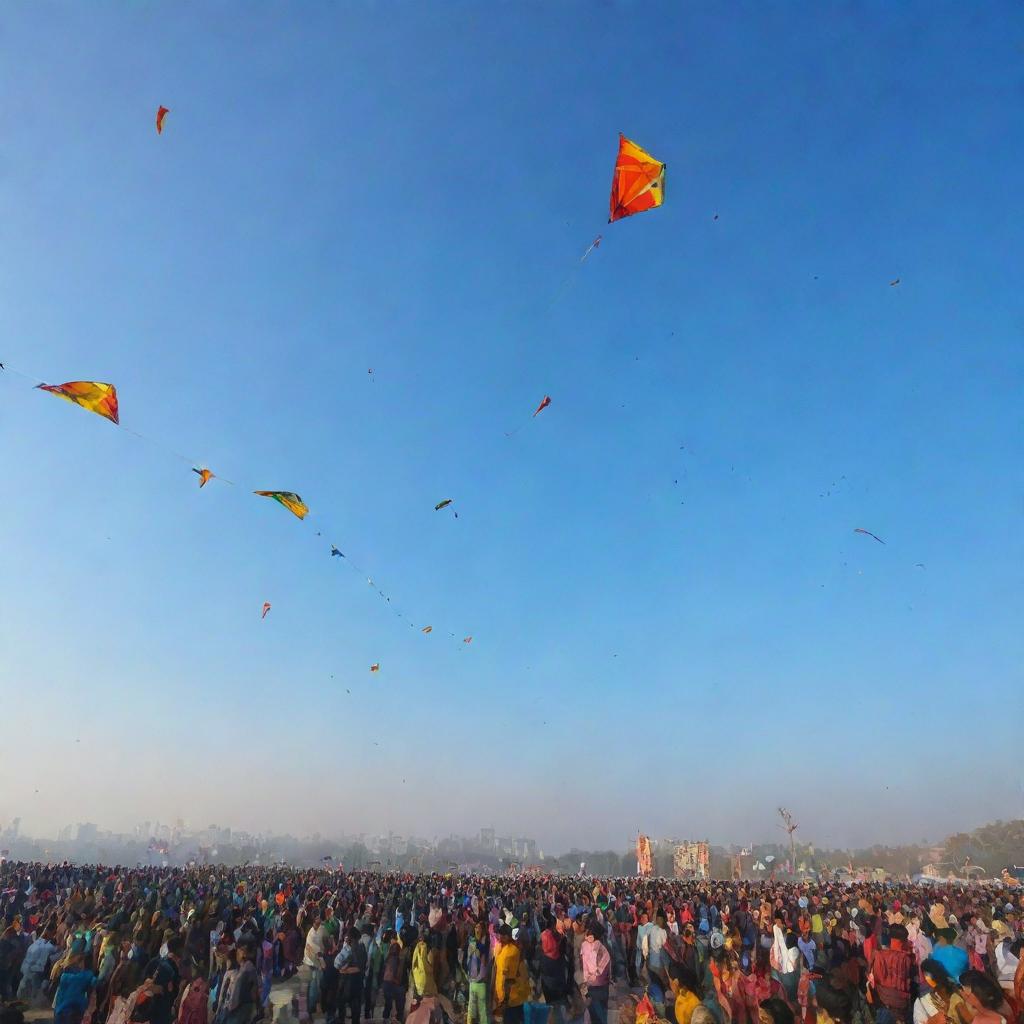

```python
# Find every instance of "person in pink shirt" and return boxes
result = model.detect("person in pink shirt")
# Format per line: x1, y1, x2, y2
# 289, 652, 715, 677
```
582, 922, 612, 1024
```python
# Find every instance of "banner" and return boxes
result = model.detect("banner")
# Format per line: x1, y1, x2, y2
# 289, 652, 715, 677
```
636, 834, 653, 877
673, 841, 710, 880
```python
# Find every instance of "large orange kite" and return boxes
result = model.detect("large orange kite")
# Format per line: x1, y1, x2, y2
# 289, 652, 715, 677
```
609, 134, 665, 223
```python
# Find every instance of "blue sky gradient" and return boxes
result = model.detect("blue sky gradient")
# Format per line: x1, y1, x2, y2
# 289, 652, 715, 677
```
1, 2, 1021, 850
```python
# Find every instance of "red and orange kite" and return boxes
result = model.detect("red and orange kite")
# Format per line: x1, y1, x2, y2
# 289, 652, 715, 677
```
156, 106, 169, 134
193, 467, 214, 488
37, 381, 119, 424
609, 134, 665, 223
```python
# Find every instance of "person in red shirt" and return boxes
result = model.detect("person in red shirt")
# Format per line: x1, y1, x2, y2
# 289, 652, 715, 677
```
869, 925, 915, 1024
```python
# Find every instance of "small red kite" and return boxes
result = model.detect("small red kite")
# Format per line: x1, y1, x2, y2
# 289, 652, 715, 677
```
156, 106, 169, 134
533, 396, 552, 417
261, 601, 271, 619
370, 663, 380, 672
463, 636, 473, 644
193, 467, 213, 488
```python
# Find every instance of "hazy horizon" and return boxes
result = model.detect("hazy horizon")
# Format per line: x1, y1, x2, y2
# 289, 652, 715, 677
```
1, 3, 1021, 850
1, 799, 1020, 857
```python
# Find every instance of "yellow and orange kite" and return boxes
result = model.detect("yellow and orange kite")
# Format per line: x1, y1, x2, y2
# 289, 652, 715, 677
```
609, 134, 665, 223
254, 490, 309, 519
37, 381, 119, 424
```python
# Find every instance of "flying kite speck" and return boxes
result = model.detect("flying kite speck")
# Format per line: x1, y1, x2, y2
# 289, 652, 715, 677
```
192, 467, 213, 488
533, 396, 552, 417
261, 602, 271, 619
854, 528, 886, 545
156, 106, 169, 134
331, 546, 343, 558
435, 499, 453, 511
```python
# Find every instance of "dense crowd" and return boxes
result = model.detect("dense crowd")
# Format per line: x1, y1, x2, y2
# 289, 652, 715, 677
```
0, 863, 1021, 1024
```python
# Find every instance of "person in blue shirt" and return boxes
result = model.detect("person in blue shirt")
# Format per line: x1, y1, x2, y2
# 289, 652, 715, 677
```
929, 928, 969, 982
53, 952, 96, 1024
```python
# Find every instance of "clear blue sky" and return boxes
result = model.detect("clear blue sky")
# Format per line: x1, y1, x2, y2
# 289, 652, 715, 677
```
1, 2, 1021, 852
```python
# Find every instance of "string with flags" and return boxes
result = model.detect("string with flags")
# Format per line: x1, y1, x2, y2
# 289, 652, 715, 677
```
0, 362, 472, 649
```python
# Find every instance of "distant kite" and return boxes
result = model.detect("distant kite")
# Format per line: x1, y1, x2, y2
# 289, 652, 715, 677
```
533, 396, 552, 417
889, 278, 900, 287
422, 626, 433, 634
435, 499, 453, 511
37, 381, 119, 424
370, 663, 380, 672
254, 490, 309, 519
261, 602, 271, 619
463, 636, 473, 644
581, 235, 602, 262
192, 467, 214, 488
330, 546, 344, 557
609, 134, 665, 223
854, 528, 886, 545
156, 106, 169, 134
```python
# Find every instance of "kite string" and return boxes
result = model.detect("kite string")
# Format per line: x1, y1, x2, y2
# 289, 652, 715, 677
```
0, 360, 229, 480
3, 228, 606, 634
499, 229, 600, 438
1, 360, 465, 643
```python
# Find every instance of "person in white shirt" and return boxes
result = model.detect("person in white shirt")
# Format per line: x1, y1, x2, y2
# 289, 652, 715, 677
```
991, 922, 1019, 999
302, 912, 327, 1016
646, 913, 669, 987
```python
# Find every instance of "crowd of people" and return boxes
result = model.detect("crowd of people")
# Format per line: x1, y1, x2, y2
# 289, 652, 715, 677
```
0, 863, 1021, 1024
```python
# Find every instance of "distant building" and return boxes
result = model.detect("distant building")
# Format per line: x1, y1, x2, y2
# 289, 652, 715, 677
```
76, 823, 98, 842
